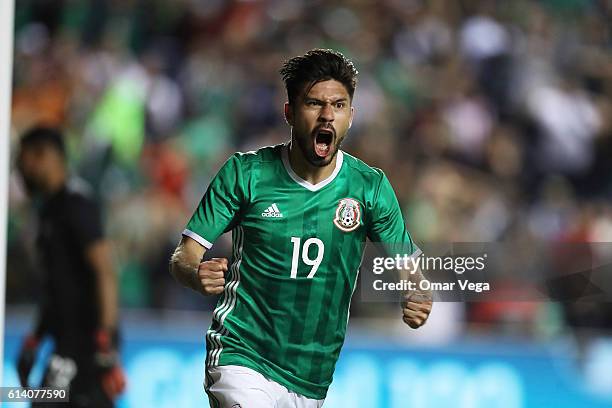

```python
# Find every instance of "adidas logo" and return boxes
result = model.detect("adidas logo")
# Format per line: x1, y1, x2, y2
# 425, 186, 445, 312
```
262, 203, 284, 218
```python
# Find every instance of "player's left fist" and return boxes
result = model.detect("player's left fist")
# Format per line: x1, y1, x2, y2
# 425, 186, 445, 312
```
401, 292, 433, 329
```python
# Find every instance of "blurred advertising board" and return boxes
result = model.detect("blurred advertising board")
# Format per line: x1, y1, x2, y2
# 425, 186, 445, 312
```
3, 311, 612, 408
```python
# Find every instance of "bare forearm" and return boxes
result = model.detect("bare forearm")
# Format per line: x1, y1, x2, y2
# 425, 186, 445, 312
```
394, 257, 431, 302
408, 267, 432, 298
87, 241, 119, 330
169, 246, 203, 294
98, 267, 118, 330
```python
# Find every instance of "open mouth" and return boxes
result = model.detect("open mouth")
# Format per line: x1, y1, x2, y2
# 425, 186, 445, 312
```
314, 128, 334, 158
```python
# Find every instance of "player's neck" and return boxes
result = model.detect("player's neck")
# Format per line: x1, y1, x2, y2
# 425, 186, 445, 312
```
43, 167, 67, 196
288, 141, 338, 185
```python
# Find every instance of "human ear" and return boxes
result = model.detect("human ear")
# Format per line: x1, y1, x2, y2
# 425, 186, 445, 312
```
284, 102, 294, 126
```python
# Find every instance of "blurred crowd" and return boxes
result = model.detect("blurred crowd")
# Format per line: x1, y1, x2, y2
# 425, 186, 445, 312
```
7, 0, 612, 337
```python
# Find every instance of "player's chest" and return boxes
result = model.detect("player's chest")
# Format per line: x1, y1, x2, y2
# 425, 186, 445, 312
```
240, 188, 367, 237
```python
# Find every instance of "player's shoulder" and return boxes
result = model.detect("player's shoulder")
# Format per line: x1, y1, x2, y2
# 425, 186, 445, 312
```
341, 150, 386, 183
65, 177, 96, 201
231, 143, 284, 169
62, 177, 99, 212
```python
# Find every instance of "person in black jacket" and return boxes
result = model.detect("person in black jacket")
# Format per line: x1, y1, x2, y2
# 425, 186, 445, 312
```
16, 126, 126, 407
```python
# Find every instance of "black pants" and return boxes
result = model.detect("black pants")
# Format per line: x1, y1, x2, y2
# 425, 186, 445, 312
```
32, 352, 113, 408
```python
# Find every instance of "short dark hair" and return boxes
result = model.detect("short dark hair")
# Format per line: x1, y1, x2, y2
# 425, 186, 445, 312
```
19, 126, 65, 157
280, 49, 358, 105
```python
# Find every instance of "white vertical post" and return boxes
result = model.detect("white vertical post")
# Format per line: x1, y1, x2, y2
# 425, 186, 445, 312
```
0, 0, 16, 388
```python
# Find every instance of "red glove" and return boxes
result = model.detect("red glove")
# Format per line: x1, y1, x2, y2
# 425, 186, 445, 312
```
17, 335, 40, 387
94, 330, 126, 399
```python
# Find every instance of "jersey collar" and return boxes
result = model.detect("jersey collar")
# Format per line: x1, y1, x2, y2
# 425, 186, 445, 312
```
281, 142, 344, 192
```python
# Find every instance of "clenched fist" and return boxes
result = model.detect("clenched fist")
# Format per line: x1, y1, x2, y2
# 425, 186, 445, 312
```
401, 292, 433, 329
197, 258, 228, 295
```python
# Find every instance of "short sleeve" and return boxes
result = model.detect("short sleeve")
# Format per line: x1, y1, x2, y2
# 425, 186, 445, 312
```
367, 171, 420, 257
69, 196, 104, 248
183, 155, 245, 249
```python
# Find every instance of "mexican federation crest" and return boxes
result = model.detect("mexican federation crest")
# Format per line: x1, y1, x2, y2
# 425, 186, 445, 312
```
334, 198, 361, 232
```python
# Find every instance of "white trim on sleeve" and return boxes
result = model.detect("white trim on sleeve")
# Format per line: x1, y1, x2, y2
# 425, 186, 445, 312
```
410, 247, 423, 259
182, 229, 214, 249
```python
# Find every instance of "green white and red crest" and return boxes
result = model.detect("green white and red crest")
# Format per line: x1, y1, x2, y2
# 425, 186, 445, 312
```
334, 198, 361, 232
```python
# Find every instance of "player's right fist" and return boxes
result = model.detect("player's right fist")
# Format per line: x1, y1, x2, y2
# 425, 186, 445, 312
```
198, 257, 228, 295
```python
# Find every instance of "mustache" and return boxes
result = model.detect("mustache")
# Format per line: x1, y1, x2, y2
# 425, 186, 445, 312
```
313, 124, 336, 137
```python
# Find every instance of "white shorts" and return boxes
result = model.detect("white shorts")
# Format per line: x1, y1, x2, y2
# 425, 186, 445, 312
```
204, 365, 325, 408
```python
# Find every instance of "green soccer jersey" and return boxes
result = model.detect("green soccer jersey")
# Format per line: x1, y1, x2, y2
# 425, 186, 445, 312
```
184, 143, 419, 399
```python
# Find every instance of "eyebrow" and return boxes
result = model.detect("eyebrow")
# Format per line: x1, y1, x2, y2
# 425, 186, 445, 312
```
304, 97, 348, 103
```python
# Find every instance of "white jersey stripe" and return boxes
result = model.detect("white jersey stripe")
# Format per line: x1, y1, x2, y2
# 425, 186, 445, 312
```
206, 229, 239, 366
207, 226, 243, 366
207, 226, 238, 366
208, 227, 239, 366
212, 226, 243, 365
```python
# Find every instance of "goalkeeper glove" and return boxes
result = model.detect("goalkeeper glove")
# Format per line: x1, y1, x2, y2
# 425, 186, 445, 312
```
94, 329, 126, 399
17, 334, 40, 387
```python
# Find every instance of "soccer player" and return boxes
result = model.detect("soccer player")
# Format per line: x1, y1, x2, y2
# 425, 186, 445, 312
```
16, 127, 126, 407
170, 49, 432, 407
